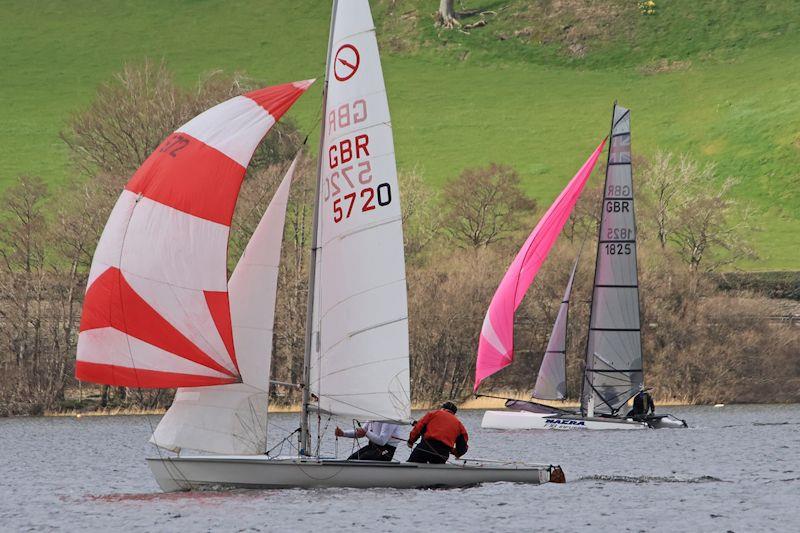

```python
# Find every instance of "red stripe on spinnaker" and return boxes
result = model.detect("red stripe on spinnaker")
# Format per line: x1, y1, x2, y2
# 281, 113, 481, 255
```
80, 267, 237, 378
125, 81, 312, 226
126, 133, 246, 226
204, 291, 238, 372
245, 80, 314, 121
75, 361, 238, 388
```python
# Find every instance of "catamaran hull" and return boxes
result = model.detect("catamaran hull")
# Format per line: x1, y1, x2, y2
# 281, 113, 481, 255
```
481, 410, 648, 430
481, 410, 688, 430
646, 414, 689, 429
146, 456, 552, 492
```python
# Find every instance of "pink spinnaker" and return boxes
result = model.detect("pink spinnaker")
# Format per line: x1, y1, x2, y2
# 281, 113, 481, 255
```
474, 139, 606, 391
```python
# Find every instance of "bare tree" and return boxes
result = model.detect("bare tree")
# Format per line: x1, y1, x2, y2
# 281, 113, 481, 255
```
61, 60, 186, 176
641, 152, 697, 248
435, 0, 458, 28
408, 248, 493, 403
0, 177, 49, 366
61, 60, 301, 178
273, 156, 316, 397
48, 174, 123, 398
639, 152, 757, 272
0, 177, 54, 413
441, 163, 536, 248
398, 168, 441, 259
670, 177, 757, 273
565, 181, 603, 243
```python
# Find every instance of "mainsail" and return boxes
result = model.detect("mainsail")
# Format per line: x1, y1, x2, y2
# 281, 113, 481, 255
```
532, 252, 581, 400
582, 104, 643, 416
308, 0, 410, 422
76, 81, 311, 389
151, 156, 299, 454
474, 140, 606, 391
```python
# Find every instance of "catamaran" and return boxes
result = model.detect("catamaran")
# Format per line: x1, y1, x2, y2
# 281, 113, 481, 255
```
477, 104, 687, 431
76, 0, 557, 491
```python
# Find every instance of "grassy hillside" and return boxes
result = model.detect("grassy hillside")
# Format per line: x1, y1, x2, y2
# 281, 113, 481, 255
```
2, 0, 799, 269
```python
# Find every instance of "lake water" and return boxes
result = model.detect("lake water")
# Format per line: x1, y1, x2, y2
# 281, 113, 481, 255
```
1, 405, 798, 532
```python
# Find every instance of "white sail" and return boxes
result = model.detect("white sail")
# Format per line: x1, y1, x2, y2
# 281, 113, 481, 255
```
309, 0, 411, 422
229, 155, 299, 391
151, 157, 298, 454
532, 254, 580, 400
582, 105, 643, 416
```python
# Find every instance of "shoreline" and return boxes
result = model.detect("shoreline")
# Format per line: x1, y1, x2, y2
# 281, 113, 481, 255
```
38, 396, 716, 418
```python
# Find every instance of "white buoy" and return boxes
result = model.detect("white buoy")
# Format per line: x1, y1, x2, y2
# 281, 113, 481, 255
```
714, 404, 724, 408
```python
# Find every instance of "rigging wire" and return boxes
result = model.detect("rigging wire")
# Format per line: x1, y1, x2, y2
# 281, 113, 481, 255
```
214, 82, 329, 454
265, 427, 300, 457
313, 413, 333, 458
350, 418, 361, 457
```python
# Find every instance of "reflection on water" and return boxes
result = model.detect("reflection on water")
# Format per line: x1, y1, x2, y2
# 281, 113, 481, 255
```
1, 405, 799, 531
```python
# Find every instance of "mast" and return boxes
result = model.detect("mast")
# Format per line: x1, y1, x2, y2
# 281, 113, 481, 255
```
301, 0, 338, 456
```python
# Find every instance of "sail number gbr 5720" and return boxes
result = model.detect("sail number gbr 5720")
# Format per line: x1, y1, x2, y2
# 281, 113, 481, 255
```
323, 99, 392, 223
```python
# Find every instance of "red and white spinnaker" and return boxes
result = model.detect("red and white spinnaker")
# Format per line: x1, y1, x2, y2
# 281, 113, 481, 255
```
76, 81, 313, 389
474, 140, 606, 391
151, 155, 300, 454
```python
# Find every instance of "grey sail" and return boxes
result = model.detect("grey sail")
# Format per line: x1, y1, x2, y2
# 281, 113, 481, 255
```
532, 253, 580, 400
581, 104, 643, 416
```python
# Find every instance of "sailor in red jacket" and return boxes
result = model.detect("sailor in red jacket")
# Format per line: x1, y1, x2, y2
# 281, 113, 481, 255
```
407, 401, 469, 464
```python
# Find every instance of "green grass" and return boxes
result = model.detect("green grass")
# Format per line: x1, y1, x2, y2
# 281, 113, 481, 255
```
2, 0, 799, 269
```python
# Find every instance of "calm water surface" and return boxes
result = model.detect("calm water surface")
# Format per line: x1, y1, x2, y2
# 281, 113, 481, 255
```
1, 405, 798, 532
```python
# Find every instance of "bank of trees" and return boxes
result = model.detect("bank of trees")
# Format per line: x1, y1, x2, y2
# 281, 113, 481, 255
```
0, 62, 796, 415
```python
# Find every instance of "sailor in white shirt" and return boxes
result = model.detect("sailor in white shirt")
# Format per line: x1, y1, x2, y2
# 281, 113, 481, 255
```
335, 421, 405, 461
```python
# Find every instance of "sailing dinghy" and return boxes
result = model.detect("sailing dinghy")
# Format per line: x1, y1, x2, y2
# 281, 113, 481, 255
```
77, 0, 555, 491
478, 104, 687, 431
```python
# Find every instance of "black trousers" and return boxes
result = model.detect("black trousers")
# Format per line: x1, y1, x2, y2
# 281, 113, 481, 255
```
407, 439, 451, 464
347, 442, 397, 461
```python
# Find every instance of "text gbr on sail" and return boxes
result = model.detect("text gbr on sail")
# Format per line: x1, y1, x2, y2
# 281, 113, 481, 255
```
327, 99, 367, 136
329, 134, 369, 169
606, 200, 630, 212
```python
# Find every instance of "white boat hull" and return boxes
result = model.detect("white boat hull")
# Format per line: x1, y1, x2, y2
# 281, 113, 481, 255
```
481, 410, 649, 430
147, 455, 552, 492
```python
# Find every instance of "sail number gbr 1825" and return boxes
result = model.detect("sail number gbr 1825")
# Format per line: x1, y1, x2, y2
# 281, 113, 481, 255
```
604, 242, 632, 255
604, 197, 634, 255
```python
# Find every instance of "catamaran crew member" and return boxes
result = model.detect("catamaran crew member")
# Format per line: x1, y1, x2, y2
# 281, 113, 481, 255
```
335, 421, 405, 461
407, 402, 469, 464
627, 386, 655, 419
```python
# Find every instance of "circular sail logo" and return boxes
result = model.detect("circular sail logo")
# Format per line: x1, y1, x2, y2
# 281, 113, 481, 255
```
334, 44, 360, 82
